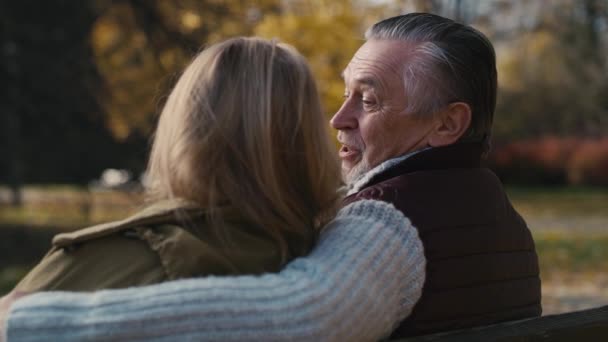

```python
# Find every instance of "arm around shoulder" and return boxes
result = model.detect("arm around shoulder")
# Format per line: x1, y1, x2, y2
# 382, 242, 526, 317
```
6, 199, 426, 342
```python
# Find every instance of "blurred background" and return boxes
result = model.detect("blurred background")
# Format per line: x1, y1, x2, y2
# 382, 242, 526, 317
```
1, 0, 607, 315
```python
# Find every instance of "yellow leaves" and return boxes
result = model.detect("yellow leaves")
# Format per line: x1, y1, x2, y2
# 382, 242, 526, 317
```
91, 19, 120, 53
255, 3, 364, 116
159, 49, 181, 70
180, 11, 201, 32
498, 30, 573, 90
497, 46, 525, 92
88, 0, 383, 139
526, 30, 556, 55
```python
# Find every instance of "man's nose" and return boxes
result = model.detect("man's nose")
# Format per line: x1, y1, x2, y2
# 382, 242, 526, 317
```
330, 101, 358, 130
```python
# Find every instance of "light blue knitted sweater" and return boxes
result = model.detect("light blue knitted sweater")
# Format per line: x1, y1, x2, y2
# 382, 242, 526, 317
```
5, 200, 425, 341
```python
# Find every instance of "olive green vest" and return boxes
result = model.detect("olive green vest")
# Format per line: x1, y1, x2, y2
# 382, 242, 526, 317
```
16, 199, 307, 292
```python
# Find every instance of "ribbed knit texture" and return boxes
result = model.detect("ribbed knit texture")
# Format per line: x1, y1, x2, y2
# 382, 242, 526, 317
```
6, 200, 425, 342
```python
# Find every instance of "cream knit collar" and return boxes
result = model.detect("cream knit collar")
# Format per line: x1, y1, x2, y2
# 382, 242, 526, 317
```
346, 148, 430, 196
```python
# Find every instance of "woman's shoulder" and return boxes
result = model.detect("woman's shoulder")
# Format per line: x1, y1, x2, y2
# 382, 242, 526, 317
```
15, 199, 203, 292
51, 198, 203, 249
15, 227, 165, 292
141, 207, 290, 278
15, 198, 290, 293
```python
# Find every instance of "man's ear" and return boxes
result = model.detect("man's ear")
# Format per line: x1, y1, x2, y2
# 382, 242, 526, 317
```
428, 102, 472, 147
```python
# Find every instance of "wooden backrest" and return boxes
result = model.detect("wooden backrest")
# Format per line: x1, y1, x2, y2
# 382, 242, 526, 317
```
399, 305, 608, 342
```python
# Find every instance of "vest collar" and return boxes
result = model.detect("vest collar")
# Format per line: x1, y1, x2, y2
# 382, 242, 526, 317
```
347, 143, 483, 195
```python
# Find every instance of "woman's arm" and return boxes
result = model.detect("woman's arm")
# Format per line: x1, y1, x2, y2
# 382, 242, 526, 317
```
4, 200, 425, 342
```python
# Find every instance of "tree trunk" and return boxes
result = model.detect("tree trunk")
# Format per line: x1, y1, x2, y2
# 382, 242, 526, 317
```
4, 109, 23, 207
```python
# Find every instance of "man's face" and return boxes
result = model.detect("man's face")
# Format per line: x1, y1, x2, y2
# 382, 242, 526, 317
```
330, 39, 436, 184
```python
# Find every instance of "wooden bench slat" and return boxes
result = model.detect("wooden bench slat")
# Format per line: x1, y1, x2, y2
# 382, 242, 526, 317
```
399, 305, 608, 341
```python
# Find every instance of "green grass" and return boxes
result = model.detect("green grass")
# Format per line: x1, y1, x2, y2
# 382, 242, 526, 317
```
0, 266, 30, 294
534, 232, 608, 278
0, 185, 141, 229
507, 186, 608, 217
506, 186, 608, 239
506, 186, 608, 281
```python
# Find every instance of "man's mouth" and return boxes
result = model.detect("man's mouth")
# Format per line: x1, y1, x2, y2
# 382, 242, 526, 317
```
339, 145, 361, 160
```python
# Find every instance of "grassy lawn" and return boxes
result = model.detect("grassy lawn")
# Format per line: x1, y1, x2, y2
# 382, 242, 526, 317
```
0, 185, 141, 229
1, 185, 607, 313
507, 186, 608, 232
0, 266, 30, 294
507, 186, 608, 313
506, 186, 608, 275
534, 232, 608, 276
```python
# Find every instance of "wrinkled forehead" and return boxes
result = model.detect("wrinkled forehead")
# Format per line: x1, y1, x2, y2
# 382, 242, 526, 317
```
341, 39, 412, 89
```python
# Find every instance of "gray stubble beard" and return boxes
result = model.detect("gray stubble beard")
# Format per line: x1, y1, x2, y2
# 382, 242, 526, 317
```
343, 159, 371, 186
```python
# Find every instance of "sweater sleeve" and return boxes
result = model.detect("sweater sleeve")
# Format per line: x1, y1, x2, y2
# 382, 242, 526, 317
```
5, 200, 426, 342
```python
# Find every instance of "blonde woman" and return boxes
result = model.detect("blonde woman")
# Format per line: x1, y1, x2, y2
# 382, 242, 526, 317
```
14, 37, 342, 291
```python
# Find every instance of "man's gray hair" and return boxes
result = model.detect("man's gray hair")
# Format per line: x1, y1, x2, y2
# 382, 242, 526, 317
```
365, 13, 497, 152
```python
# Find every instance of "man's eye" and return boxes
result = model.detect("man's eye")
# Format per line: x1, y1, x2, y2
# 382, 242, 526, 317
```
362, 99, 375, 106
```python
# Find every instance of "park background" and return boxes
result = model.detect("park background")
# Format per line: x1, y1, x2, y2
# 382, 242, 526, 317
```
0, 0, 607, 315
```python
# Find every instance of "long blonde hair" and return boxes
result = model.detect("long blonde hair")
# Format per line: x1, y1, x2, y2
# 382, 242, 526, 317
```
146, 37, 342, 260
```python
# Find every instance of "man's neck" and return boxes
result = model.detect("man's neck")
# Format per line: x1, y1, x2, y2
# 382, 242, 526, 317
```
346, 148, 430, 196
344, 142, 484, 196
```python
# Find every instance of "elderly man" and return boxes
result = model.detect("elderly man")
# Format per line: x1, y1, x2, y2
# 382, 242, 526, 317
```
334, 13, 541, 337
1, 13, 540, 341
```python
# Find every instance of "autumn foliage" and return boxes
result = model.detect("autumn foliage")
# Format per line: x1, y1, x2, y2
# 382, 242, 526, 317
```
1, 0, 608, 187
490, 137, 608, 186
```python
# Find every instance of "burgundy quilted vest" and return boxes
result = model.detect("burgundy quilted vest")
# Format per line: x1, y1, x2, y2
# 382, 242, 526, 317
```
343, 143, 542, 338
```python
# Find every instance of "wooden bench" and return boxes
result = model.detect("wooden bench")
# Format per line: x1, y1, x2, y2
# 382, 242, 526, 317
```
400, 305, 608, 341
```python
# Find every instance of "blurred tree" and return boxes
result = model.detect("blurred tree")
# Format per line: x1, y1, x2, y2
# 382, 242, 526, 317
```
494, 0, 608, 143
393, 0, 476, 24
0, 21, 23, 205
0, 0, 125, 189
0, 0, 282, 187
2, 0, 607, 188
255, 0, 366, 115
92, 0, 282, 139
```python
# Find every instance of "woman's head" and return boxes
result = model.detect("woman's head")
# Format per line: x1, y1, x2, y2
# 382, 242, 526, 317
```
146, 37, 341, 258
